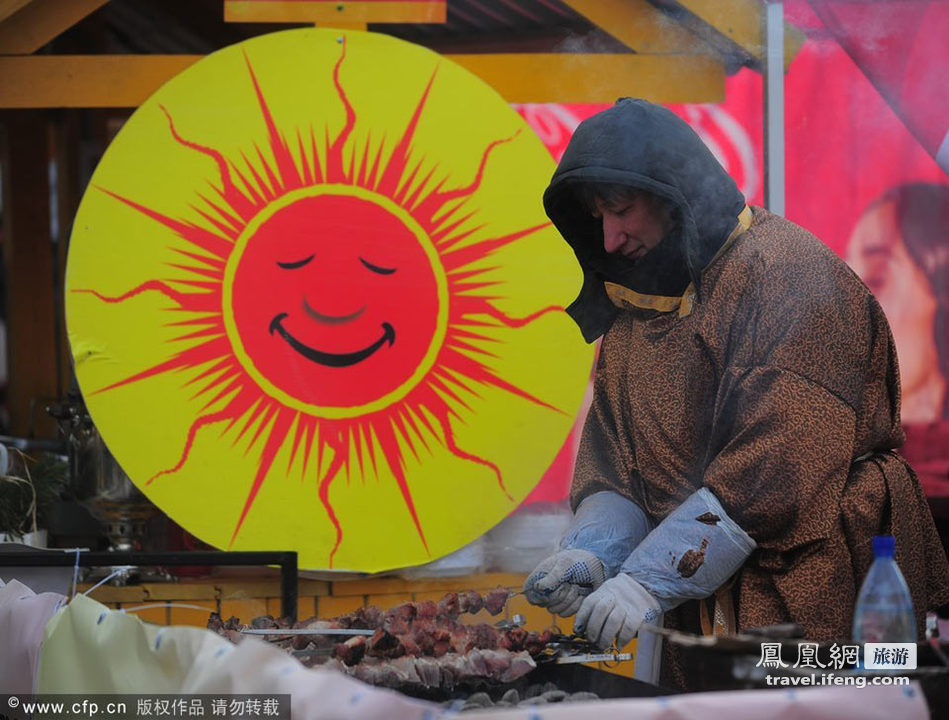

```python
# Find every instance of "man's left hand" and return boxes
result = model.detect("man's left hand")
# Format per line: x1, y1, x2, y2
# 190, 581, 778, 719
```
574, 573, 661, 649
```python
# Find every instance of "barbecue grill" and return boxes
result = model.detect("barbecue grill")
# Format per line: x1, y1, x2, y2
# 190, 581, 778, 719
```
395, 660, 671, 704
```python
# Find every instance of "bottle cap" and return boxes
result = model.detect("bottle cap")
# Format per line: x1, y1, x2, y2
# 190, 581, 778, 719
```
872, 534, 895, 558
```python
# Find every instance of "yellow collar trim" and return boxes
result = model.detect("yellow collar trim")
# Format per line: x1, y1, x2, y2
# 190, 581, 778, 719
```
605, 205, 753, 319
603, 283, 683, 313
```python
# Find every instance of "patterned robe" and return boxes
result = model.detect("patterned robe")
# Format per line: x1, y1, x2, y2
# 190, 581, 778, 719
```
570, 206, 949, 689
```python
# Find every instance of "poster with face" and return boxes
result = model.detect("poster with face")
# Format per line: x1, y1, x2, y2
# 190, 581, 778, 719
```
847, 189, 949, 424
65, 28, 593, 571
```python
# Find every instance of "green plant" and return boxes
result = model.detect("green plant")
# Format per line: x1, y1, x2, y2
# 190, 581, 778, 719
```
0, 451, 69, 538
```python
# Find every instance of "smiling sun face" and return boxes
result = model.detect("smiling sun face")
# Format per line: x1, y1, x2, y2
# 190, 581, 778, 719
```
227, 189, 446, 412
65, 28, 592, 571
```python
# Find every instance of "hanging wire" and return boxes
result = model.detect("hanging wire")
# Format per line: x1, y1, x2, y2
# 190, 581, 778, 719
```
71, 548, 81, 598
82, 566, 135, 596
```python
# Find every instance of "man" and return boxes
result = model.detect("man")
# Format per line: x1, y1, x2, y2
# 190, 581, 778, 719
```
524, 99, 949, 688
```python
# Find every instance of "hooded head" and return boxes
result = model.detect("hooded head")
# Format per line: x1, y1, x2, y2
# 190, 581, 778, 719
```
543, 98, 745, 341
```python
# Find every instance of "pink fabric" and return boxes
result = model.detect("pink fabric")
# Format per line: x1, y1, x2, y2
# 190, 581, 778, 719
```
901, 422, 949, 500
0, 579, 66, 693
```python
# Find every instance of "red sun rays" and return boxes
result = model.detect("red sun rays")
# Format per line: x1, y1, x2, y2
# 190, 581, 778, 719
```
73, 40, 563, 567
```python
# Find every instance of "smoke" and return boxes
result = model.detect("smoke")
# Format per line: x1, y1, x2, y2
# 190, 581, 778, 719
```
809, 0, 915, 56
553, 30, 627, 56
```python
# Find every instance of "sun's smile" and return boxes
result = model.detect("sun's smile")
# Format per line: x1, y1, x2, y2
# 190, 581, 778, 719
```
269, 312, 395, 367
65, 28, 592, 571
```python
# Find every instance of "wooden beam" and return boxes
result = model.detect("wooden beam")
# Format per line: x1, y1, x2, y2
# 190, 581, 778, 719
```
450, 53, 724, 104
224, 1, 446, 24
674, 0, 762, 52
0, 53, 725, 107
658, 0, 805, 70
0, 0, 31, 25
0, 0, 109, 55
0, 56, 201, 108
561, 0, 713, 55
0, 111, 59, 437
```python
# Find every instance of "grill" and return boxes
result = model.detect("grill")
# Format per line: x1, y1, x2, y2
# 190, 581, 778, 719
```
394, 661, 672, 704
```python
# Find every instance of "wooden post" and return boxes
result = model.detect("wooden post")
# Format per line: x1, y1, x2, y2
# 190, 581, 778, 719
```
0, 110, 59, 437
51, 108, 81, 399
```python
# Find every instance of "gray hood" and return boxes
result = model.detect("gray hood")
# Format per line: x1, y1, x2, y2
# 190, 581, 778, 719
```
543, 99, 745, 342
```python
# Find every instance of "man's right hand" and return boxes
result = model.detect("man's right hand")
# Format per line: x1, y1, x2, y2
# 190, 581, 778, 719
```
523, 549, 607, 616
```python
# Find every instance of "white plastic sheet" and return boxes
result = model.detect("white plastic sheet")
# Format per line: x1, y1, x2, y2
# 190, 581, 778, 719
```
0, 578, 66, 693
36, 594, 438, 719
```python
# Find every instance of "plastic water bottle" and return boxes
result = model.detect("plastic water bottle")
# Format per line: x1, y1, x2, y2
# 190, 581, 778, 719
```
852, 535, 916, 643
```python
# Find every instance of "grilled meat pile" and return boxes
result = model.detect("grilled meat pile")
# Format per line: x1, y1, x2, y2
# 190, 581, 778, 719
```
326, 645, 538, 689
207, 586, 549, 689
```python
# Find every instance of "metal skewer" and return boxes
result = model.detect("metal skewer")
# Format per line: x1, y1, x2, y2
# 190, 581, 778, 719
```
555, 651, 633, 664
494, 613, 526, 630
239, 627, 376, 636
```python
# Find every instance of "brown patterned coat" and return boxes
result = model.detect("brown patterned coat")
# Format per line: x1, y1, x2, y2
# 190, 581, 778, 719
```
570, 206, 949, 688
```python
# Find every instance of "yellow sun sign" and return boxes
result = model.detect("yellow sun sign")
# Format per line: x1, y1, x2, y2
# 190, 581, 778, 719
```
65, 28, 592, 571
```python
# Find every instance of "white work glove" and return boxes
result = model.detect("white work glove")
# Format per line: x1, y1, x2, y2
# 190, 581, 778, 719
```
523, 549, 606, 617
574, 573, 661, 649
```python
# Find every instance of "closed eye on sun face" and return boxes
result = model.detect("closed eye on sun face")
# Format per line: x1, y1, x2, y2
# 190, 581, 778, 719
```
277, 255, 314, 270
360, 257, 397, 275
